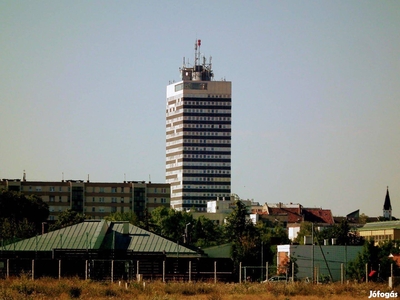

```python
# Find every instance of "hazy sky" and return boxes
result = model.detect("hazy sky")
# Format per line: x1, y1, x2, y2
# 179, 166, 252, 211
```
1, 1, 399, 217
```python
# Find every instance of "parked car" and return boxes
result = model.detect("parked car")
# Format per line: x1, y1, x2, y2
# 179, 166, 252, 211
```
266, 276, 288, 282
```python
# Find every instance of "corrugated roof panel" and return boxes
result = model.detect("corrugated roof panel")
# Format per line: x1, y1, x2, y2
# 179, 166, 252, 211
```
4, 220, 105, 251
108, 221, 199, 255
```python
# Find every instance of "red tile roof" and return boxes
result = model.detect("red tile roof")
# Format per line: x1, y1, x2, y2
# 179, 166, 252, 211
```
303, 208, 334, 225
266, 207, 303, 223
251, 203, 334, 225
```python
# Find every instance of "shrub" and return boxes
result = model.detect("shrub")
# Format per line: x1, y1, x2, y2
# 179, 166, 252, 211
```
69, 286, 82, 298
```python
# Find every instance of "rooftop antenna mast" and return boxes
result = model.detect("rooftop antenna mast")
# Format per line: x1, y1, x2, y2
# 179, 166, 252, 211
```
194, 39, 201, 66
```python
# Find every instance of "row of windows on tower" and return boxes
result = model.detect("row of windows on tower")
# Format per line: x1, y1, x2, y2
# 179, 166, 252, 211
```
183, 177, 230, 182
170, 98, 230, 105
183, 154, 230, 159
166, 147, 229, 155
167, 139, 230, 146
175, 132, 231, 136
167, 107, 231, 113
180, 193, 230, 198
167, 116, 231, 122
167, 162, 230, 167
182, 185, 230, 189
168, 124, 230, 130
183, 169, 231, 174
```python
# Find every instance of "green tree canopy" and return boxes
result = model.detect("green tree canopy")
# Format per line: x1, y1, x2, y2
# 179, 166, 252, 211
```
0, 190, 49, 243
225, 200, 259, 266
104, 211, 140, 226
49, 209, 85, 231
192, 215, 224, 248
148, 206, 194, 242
347, 240, 400, 280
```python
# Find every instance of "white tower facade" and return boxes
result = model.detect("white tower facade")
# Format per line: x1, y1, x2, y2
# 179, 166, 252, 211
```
166, 40, 231, 211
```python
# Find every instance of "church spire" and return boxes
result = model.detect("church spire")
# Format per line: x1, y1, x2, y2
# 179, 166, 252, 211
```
383, 186, 392, 220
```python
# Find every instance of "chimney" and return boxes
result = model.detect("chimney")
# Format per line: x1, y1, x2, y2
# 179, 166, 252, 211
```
123, 222, 129, 235
42, 222, 48, 235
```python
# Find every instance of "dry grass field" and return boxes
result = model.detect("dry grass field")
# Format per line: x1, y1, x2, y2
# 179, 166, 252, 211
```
0, 275, 398, 299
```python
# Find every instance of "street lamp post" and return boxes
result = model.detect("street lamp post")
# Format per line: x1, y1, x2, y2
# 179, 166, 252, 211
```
184, 223, 191, 244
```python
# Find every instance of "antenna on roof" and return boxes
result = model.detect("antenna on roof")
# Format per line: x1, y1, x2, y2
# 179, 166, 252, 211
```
194, 39, 201, 66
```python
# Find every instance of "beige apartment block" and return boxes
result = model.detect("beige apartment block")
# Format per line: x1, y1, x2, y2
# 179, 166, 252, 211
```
0, 178, 170, 221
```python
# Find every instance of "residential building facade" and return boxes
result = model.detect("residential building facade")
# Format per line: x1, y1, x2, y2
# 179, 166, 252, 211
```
0, 178, 170, 220
166, 40, 231, 211
358, 220, 400, 245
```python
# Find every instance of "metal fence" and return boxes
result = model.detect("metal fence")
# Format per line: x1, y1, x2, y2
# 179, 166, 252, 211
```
0, 258, 234, 282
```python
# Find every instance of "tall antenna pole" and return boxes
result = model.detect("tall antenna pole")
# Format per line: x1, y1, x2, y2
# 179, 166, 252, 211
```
197, 39, 201, 66
194, 40, 197, 66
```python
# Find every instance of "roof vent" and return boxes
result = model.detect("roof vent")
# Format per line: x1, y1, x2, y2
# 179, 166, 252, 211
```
123, 222, 129, 235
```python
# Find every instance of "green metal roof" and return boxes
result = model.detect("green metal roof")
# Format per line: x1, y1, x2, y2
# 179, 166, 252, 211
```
2, 220, 107, 251
105, 221, 201, 257
202, 243, 232, 258
358, 220, 400, 231
2, 220, 202, 257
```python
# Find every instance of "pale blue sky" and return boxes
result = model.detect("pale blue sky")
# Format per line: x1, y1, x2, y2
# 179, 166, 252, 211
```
1, 1, 399, 217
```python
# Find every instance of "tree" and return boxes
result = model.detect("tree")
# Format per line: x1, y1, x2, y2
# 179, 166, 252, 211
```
0, 190, 49, 243
348, 240, 400, 280
359, 213, 369, 224
318, 220, 364, 246
294, 222, 314, 244
225, 200, 259, 266
192, 216, 224, 248
148, 207, 194, 242
104, 211, 140, 226
49, 210, 85, 231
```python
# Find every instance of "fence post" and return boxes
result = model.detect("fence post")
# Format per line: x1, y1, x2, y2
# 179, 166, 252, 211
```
341, 263, 344, 284
365, 263, 368, 283
59, 259, 61, 280
162, 260, 165, 283
189, 261, 192, 282
390, 263, 394, 288
137, 260, 139, 275
85, 260, 88, 280
266, 262, 268, 281
244, 267, 247, 283
7, 259, 9, 279
239, 262, 242, 283
292, 262, 294, 282
111, 260, 114, 283
214, 261, 217, 283
32, 260, 34, 280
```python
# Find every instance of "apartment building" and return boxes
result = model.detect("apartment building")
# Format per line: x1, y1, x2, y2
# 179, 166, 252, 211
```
0, 178, 170, 220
